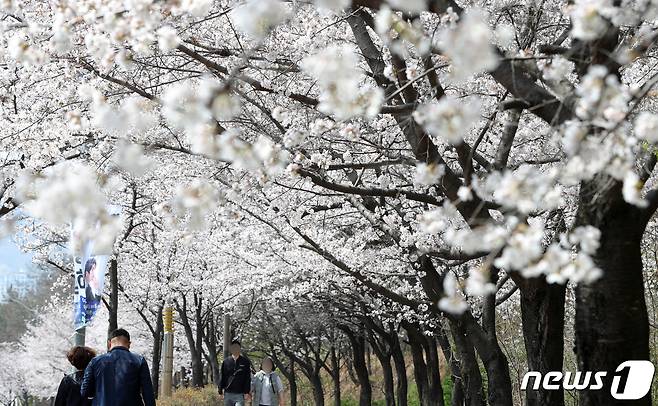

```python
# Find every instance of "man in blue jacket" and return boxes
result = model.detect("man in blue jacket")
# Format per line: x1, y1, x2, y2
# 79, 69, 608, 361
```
81, 328, 156, 406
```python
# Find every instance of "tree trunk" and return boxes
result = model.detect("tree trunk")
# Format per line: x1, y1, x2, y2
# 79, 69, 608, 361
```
176, 296, 205, 388
379, 355, 396, 406
368, 331, 395, 406
330, 346, 341, 406
518, 278, 566, 406
310, 373, 325, 406
192, 294, 205, 388
107, 258, 118, 336
425, 336, 445, 406
289, 359, 298, 406
404, 324, 432, 406
188, 335, 204, 387
458, 312, 512, 406
151, 305, 164, 398
341, 326, 372, 406
390, 330, 408, 406
283, 347, 324, 406
575, 183, 651, 406
436, 325, 464, 406
203, 318, 221, 389
269, 350, 298, 406
449, 322, 485, 406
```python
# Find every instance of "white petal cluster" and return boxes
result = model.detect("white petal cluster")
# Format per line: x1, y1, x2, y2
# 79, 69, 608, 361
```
314, 0, 350, 12
7, 33, 47, 66
457, 186, 473, 201
111, 142, 153, 177
163, 80, 225, 129
340, 124, 361, 141
374, 6, 431, 53
413, 97, 480, 145
622, 171, 648, 208
283, 129, 306, 147
549, 252, 601, 284
85, 92, 158, 135
524, 226, 602, 284
438, 272, 469, 315
494, 24, 515, 48
570, 0, 611, 41
0, 0, 16, 12
541, 56, 575, 82
465, 266, 496, 296
568, 225, 601, 254
231, 0, 289, 40
211, 92, 242, 122
161, 80, 289, 174
501, 224, 602, 283
445, 222, 510, 254
562, 121, 588, 156
170, 179, 221, 230
575, 65, 630, 127
51, 14, 73, 53
481, 166, 563, 214
157, 26, 180, 52
439, 10, 498, 83
634, 112, 658, 143
418, 203, 461, 234
84, 33, 118, 70
252, 136, 291, 175
523, 243, 571, 280
172, 0, 213, 17
560, 122, 637, 188
414, 163, 444, 186
302, 45, 383, 120
494, 222, 545, 271
16, 162, 120, 255
309, 151, 332, 170
62, 0, 165, 64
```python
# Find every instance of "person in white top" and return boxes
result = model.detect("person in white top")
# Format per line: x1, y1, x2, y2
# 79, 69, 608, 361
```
251, 357, 284, 406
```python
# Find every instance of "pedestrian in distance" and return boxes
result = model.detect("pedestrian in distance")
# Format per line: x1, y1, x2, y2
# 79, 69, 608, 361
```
251, 357, 284, 406
80, 328, 156, 406
219, 340, 252, 406
54, 346, 97, 406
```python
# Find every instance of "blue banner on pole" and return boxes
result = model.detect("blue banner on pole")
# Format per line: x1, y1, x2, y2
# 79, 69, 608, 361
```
73, 240, 109, 329
71, 206, 120, 330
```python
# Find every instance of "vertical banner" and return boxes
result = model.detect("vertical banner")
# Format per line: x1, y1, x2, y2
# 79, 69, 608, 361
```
72, 206, 121, 330
73, 240, 110, 329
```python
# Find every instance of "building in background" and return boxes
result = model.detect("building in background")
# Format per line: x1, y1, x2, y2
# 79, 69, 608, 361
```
0, 265, 41, 301
0, 237, 39, 302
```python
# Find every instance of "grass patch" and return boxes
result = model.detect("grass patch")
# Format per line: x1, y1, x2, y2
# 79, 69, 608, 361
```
158, 386, 221, 406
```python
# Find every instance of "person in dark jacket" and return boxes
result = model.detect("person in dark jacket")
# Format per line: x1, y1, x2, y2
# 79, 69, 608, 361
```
219, 340, 252, 406
80, 328, 155, 406
55, 346, 97, 406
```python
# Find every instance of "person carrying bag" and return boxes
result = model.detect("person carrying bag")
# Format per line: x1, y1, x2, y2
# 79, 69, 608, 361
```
251, 357, 284, 406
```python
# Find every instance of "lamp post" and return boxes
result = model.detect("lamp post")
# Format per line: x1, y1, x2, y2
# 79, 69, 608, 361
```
74, 326, 85, 346
161, 304, 174, 398
223, 313, 231, 358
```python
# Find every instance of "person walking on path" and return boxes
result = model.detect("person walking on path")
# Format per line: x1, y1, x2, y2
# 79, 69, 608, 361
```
55, 346, 97, 406
80, 328, 155, 406
219, 340, 252, 406
251, 357, 284, 406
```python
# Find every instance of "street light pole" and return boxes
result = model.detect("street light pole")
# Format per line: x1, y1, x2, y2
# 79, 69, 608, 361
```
74, 326, 86, 346
223, 313, 231, 359
161, 304, 174, 398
